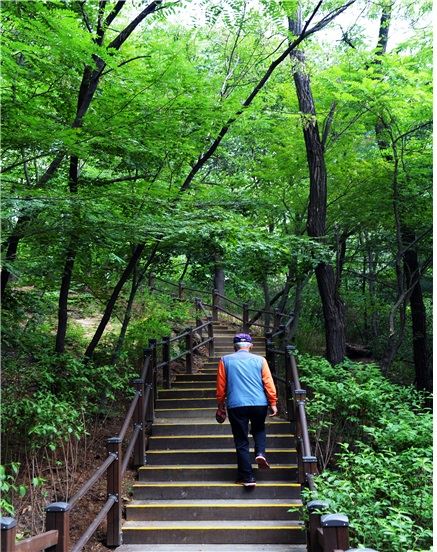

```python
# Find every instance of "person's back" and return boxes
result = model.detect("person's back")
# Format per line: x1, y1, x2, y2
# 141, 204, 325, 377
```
216, 333, 278, 487
221, 350, 268, 408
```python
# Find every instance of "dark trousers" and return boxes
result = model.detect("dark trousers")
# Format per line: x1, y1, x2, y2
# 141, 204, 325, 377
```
228, 405, 268, 481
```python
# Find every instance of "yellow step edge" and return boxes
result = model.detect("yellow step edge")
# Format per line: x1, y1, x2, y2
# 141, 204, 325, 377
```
123, 526, 303, 531
161, 388, 216, 391
158, 398, 216, 401
151, 434, 293, 439
155, 408, 216, 411
133, 483, 300, 487
152, 421, 290, 426
146, 449, 297, 453
138, 464, 298, 470
126, 503, 301, 508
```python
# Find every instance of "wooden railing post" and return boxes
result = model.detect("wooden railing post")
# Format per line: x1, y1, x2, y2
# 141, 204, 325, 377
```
106, 437, 122, 547
212, 289, 219, 321
207, 316, 214, 357
274, 308, 281, 331
185, 327, 193, 374
307, 500, 328, 552
148, 339, 158, 406
144, 348, 154, 424
132, 377, 146, 467
1, 517, 17, 552
45, 502, 70, 552
242, 303, 249, 332
265, 332, 275, 376
320, 513, 349, 552
178, 282, 185, 300
162, 335, 171, 389
285, 345, 295, 421
195, 298, 202, 328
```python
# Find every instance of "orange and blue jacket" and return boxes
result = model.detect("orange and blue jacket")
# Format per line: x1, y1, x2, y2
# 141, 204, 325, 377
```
216, 350, 277, 409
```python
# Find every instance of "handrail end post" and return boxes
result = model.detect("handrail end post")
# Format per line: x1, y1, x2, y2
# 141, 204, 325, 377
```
1, 517, 17, 552
303, 455, 318, 476
307, 500, 328, 552
321, 513, 350, 552
45, 502, 71, 552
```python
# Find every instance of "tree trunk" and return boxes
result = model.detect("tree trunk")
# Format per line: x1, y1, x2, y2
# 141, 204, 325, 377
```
111, 263, 140, 365
288, 274, 309, 340
403, 231, 431, 391
84, 241, 159, 360
84, 243, 146, 360
288, 11, 346, 364
55, 241, 77, 353
1, 215, 31, 296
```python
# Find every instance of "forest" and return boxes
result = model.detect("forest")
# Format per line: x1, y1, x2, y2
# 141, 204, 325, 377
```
1, 0, 432, 551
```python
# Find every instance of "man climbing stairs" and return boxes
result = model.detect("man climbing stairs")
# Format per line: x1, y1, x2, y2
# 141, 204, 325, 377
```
119, 323, 306, 550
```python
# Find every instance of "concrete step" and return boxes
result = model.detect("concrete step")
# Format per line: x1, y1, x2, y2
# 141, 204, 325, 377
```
170, 380, 216, 388
126, 498, 303, 521
213, 334, 265, 340
174, 374, 216, 382
158, 388, 215, 399
116, 545, 307, 552
138, 464, 298, 482
206, 356, 266, 363
122, 520, 306, 545
154, 407, 216, 418
132, 481, 302, 500
149, 434, 295, 449
151, 420, 292, 436
145, 448, 297, 465
156, 397, 217, 409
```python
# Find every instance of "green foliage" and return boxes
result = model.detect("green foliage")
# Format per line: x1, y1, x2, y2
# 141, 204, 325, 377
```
0, 463, 27, 516
124, 292, 194, 361
299, 355, 432, 551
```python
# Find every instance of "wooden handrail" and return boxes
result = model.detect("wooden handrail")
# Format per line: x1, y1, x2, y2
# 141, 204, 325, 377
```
70, 496, 116, 552
15, 531, 58, 552
118, 391, 140, 441
68, 453, 115, 508
214, 292, 243, 308
121, 425, 141, 476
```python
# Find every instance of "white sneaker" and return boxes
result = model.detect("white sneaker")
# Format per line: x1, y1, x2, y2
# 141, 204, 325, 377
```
255, 454, 270, 469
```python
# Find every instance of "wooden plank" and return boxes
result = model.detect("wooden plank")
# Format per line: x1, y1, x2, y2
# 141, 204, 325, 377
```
15, 530, 58, 552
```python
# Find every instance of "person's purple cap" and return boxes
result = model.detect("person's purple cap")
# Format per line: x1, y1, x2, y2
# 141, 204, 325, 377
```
233, 333, 253, 344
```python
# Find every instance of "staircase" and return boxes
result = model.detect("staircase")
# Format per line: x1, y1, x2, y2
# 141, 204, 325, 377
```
119, 322, 306, 551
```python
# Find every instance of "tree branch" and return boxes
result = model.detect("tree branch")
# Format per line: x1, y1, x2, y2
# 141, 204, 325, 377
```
108, 1, 163, 51
78, 1, 94, 33
101, 55, 151, 76
179, 0, 356, 192
321, 101, 336, 149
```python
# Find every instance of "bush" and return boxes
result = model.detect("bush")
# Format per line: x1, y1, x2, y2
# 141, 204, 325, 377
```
299, 354, 432, 551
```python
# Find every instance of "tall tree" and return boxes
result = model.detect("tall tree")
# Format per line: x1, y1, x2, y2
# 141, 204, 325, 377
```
373, 4, 431, 390
288, 8, 346, 364
56, 1, 166, 353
